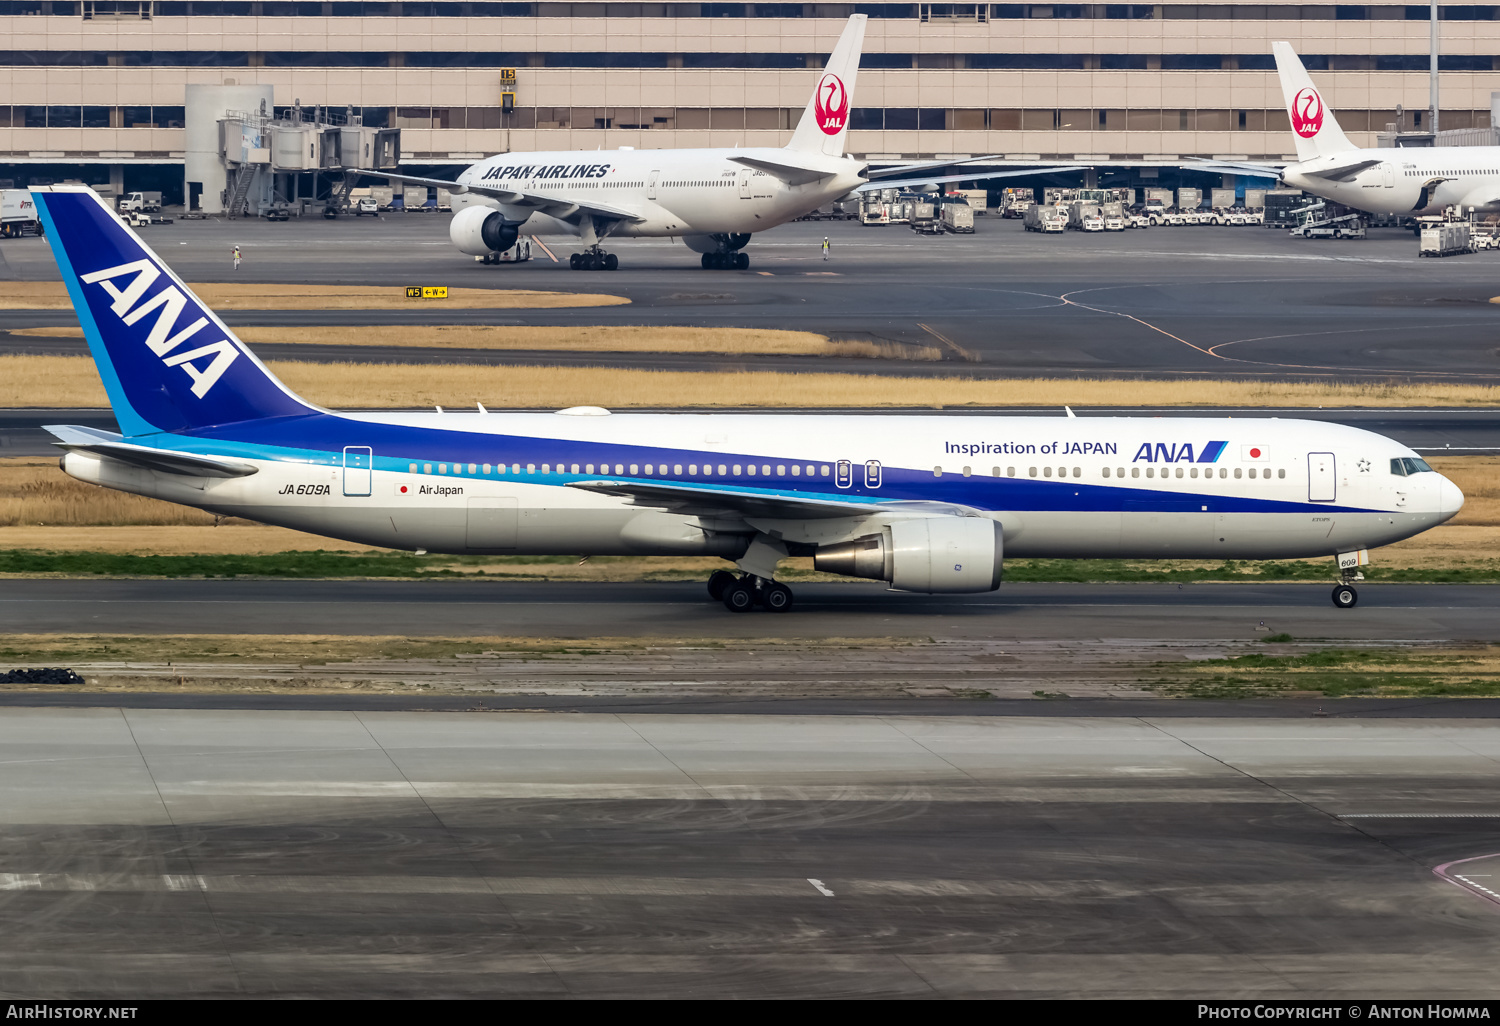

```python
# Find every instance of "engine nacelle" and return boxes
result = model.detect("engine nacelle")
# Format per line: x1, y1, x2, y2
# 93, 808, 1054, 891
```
449, 205, 520, 256
814, 517, 1003, 594
682, 232, 751, 255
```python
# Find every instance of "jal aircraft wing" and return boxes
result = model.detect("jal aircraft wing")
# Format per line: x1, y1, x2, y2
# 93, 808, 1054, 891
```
355, 169, 647, 224
856, 166, 1088, 192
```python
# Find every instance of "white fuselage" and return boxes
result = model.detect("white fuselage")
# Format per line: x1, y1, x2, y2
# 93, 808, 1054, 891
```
450, 147, 866, 239
61, 414, 1462, 565
1282, 146, 1500, 216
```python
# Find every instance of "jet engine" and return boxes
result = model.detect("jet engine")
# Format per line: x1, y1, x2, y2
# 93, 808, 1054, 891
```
682, 232, 751, 255
814, 517, 1003, 594
449, 205, 521, 256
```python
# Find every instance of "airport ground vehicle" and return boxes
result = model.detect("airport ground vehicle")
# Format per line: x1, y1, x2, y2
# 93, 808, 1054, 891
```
124, 210, 172, 227
117, 191, 161, 214
30, 185, 1464, 612
1420, 220, 1470, 256
353, 197, 378, 216
1103, 214, 1124, 231
1081, 214, 1104, 231
479, 237, 533, 263
1023, 205, 1066, 232
909, 197, 941, 234
942, 202, 974, 233
0, 189, 42, 237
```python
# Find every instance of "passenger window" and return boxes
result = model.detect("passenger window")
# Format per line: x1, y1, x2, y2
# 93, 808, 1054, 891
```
468, 463, 477, 474
613, 464, 622, 474
689, 464, 698, 475
1219, 468, 1227, 479
1007, 467, 1015, 477
1247, 468, 1256, 479
747, 465, 757, 476
438, 464, 447, 474
498, 464, 507, 474
585, 464, 594, 474
1278, 469, 1285, 479
1175, 467, 1183, 479
645, 464, 653, 475
1103, 467, 1110, 478
1073, 467, 1080, 478
762, 465, 771, 476
1131, 467, 1139, 478
674, 464, 682, 475
963, 466, 972, 477
1234, 468, 1242, 479
733, 464, 743, 475
570, 464, 579, 474
1043, 467, 1052, 478
806, 465, 815, 476
934, 466, 943, 477
791, 465, 800, 476
1189, 467, 1197, 478
409, 463, 417, 473
527, 464, 536, 474
820, 465, 830, 476
629, 464, 638, 474
483, 464, 491, 474
1029, 467, 1037, 478
542, 464, 551, 474
719, 464, 728, 475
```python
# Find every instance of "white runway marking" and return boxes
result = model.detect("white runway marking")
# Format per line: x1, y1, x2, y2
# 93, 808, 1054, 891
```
807, 879, 836, 897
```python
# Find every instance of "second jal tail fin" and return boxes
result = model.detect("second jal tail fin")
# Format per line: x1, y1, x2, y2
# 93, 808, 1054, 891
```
1273, 41, 1358, 161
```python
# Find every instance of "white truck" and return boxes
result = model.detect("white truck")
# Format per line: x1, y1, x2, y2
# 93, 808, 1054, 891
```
117, 191, 162, 214
0, 190, 42, 237
1023, 204, 1066, 233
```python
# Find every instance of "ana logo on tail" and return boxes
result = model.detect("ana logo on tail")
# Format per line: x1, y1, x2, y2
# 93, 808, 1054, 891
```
1292, 87, 1325, 138
80, 259, 240, 398
814, 73, 849, 135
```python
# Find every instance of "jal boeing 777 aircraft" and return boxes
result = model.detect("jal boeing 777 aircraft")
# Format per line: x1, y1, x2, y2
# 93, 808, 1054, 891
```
361, 14, 1053, 271
33, 186, 1462, 611
1269, 42, 1500, 215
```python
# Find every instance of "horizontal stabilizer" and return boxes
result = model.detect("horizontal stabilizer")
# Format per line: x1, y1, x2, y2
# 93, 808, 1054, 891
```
728, 154, 837, 186
46, 427, 259, 478
1302, 158, 1384, 182
857, 166, 1086, 193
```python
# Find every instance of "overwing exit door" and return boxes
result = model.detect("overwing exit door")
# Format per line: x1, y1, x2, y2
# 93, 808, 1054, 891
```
1308, 452, 1336, 502
343, 446, 372, 496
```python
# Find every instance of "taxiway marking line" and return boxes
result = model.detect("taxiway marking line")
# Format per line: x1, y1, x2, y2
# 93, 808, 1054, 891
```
807, 878, 836, 897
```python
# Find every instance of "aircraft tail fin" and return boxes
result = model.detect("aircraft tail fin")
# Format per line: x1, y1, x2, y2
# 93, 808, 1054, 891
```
30, 186, 318, 437
1272, 42, 1358, 161
786, 13, 867, 157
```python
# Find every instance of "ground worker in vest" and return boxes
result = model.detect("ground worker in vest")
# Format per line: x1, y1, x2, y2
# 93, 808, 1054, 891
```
822, 237, 830, 261
232, 244, 242, 270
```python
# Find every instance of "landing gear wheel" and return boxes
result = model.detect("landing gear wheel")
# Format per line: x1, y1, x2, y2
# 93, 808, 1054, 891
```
1332, 584, 1359, 609
758, 581, 793, 613
734, 252, 749, 270
604, 253, 618, 270
722, 580, 756, 613
701, 253, 713, 269
569, 253, 582, 270
707, 570, 736, 601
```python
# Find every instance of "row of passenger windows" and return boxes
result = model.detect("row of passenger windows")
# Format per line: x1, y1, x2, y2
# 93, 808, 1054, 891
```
942, 465, 1286, 479
412, 460, 834, 477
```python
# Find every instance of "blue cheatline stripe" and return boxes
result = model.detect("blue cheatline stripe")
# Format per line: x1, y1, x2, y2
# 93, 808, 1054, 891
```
1198, 440, 1228, 463
32, 193, 157, 437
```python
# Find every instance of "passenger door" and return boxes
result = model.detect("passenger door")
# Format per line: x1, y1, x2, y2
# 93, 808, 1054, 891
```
647, 170, 659, 200
739, 168, 752, 199
1308, 452, 1336, 502
342, 446, 372, 497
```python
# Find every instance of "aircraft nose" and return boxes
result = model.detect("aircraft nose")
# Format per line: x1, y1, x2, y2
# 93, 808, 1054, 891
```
1438, 474, 1465, 519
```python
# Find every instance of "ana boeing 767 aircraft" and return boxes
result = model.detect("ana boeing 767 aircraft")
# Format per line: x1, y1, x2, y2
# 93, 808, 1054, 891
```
33, 186, 1462, 611
361, 14, 1059, 272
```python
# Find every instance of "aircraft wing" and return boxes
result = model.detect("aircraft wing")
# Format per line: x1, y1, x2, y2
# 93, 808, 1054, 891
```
354, 169, 646, 224
45, 425, 259, 478
856, 166, 1087, 192
568, 479, 891, 520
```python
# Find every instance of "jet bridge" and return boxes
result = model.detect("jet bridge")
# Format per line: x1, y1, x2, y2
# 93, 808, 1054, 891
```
217, 102, 399, 218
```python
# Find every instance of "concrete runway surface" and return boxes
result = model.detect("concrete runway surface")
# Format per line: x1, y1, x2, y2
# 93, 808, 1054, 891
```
4, 218, 1500, 382
6, 579, 1500, 642
2, 707, 1498, 998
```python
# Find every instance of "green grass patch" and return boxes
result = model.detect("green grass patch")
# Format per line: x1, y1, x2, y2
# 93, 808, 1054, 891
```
1148, 646, 1500, 698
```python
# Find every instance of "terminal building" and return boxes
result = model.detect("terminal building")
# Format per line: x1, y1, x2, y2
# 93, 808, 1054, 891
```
3, 2, 1500, 208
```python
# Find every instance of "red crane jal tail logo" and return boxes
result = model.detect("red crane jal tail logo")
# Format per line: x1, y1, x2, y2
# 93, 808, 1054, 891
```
814, 73, 849, 136
1292, 87, 1325, 138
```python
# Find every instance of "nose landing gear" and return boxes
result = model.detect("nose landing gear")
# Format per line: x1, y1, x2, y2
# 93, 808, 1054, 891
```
569, 248, 618, 271
708, 571, 792, 613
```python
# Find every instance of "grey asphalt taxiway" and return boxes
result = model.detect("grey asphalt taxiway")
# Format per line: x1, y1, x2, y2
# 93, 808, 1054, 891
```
4, 707, 1500, 998
5, 216, 1500, 382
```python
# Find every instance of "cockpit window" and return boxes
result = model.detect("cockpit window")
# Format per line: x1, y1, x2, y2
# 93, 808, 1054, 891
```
1390, 457, 1433, 477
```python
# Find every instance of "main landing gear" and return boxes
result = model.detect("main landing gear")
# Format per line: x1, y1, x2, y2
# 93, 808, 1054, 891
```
702, 251, 749, 270
1332, 583, 1358, 609
570, 248, 618, 271
707, 569, 792, 613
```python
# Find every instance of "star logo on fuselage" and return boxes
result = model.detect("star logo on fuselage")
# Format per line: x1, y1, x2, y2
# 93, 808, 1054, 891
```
1358, 458, 1371, 473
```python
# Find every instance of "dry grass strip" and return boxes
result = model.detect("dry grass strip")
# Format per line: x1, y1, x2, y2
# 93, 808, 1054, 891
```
16, 324, 934, 360
0, 281, 628, 310
6, 354, 1500, 409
